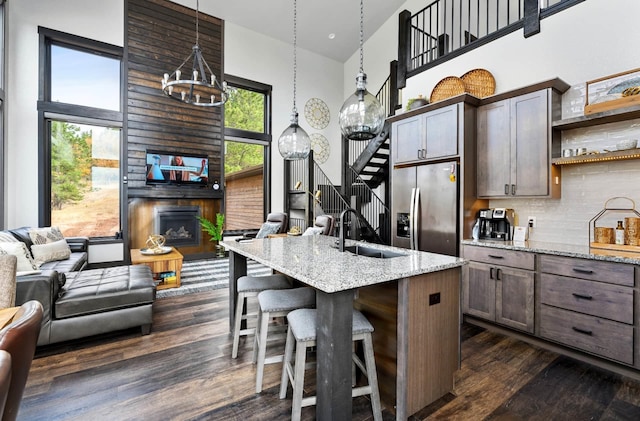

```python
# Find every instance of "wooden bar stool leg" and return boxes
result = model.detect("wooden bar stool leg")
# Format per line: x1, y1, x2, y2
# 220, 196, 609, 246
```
364, 333, 383, 421
279, 326, 295, 400
255, 309, 271, 392
291, 338, 308, 421
231, 293, 247, 359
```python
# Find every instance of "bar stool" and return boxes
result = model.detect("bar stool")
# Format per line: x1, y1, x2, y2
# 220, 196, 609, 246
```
254, 287, 316, 393
231, 274, 291, 359
279, 308, 382, 421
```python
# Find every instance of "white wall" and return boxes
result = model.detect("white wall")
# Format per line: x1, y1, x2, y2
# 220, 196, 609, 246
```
5, 1, 344, 230
224, 22, 344, 212
352, 0, 640, 246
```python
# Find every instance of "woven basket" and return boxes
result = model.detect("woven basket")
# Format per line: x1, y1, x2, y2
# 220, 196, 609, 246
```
430, 76, 466, 103
461, 68, 496, 98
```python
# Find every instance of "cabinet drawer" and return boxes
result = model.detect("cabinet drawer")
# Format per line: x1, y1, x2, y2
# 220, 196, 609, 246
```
462, 245, 534, 270
539, 304, 634, 365
540, 274, 633, 324
540, 255, 634, 287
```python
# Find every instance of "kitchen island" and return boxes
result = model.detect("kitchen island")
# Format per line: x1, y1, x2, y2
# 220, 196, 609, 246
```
221, 235, 466, 420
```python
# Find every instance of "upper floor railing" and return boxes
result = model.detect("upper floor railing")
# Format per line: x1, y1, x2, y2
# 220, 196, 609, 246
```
399, 0, 584, 79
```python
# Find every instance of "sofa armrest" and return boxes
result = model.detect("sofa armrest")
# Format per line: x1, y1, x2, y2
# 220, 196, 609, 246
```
65, 236, 89, 253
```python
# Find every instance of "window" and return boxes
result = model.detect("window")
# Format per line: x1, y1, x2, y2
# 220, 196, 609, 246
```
223, 75, 272, 232
38, 28, 123, 238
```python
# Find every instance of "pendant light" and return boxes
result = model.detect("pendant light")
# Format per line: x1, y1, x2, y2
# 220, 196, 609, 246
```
339, 0, 385, 141
278, 0, 311, 160
161, 0, 229, 107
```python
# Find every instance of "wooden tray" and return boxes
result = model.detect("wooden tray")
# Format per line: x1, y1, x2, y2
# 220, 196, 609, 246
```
585, 67, 640, 115
590, 242, 640, 259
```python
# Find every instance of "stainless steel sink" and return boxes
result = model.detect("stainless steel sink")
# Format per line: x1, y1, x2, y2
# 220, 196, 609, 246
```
343, 245, 406, 259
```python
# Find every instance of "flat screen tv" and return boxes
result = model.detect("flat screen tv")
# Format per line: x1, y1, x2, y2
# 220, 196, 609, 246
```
146, 150, 208, 186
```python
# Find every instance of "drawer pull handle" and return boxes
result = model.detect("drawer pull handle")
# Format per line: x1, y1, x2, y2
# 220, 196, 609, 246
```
571, 293, 593, 300
488, 254, 504, 259
572, 326, 593, 336
572, 267, 594, 275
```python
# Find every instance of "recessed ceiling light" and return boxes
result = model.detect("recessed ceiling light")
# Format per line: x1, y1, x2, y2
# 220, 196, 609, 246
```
328, 33, 336, 40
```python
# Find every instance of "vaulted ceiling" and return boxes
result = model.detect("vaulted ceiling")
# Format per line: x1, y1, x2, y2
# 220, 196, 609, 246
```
170, 0, 406, 62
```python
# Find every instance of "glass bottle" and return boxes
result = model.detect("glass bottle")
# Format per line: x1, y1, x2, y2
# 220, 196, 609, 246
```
615, 220, 625, 245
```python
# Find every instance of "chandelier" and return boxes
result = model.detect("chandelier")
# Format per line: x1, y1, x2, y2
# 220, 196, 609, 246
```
277, 0, 311, 160
338, 0, 385, 141
161, 0, 229, 107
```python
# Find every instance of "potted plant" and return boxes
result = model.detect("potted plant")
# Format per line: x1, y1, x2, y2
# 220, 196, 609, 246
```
197, 213, 226, 258
406, 94, 428, 110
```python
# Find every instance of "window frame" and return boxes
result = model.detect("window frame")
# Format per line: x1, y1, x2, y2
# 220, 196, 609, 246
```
37, 27, 124, 239
223, 74, 273, 221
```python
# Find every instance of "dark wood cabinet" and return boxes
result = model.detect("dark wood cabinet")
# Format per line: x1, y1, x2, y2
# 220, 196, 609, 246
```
538, 254, 635, 365
462, 245, 535, 333
392, 104, 458, 165
477, 89, 561, 198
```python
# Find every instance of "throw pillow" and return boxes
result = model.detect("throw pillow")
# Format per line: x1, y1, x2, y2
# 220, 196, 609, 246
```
256, 222, 282, 239
28, 226, 65, 245
30, 239, 72, 265
302, 227, 324, 236
0, 241, 40, 272
0, 231, 17, 243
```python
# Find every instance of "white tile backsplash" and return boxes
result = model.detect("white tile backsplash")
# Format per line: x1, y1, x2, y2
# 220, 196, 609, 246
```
490, 81, 640, 247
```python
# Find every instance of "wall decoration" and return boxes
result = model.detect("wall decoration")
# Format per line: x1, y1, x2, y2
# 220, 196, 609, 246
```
304, 98, 330, 130
310, 133, 330, 163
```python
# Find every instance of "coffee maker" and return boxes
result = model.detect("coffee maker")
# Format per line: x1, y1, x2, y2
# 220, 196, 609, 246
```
476, 208, 515, 240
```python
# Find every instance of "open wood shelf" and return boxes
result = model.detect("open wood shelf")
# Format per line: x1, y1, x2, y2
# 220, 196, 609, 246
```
552, 149, 640, 165
552, 105, 640, 130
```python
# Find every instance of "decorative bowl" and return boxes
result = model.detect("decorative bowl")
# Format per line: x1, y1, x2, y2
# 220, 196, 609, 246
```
616, 139, 638, 150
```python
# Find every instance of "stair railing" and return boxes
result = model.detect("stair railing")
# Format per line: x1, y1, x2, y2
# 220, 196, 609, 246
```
346, 166, 390, 244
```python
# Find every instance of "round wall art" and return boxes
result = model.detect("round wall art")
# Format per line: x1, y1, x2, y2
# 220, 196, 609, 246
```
304, 98, 330, 130
310, 133, 330, 163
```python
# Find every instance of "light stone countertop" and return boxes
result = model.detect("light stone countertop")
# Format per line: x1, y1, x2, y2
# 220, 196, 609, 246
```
221, 235, 466, 293
461, 239, 640, 265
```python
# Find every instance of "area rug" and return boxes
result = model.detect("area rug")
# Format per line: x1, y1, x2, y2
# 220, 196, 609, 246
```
155, 258, 272, 299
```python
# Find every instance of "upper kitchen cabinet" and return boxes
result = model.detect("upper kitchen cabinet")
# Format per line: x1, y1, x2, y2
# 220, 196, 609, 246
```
476, 79, 569, 199
390, 95, 479, 166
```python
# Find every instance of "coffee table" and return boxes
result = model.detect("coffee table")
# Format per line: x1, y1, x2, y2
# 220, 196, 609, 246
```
130, 247, 183, 290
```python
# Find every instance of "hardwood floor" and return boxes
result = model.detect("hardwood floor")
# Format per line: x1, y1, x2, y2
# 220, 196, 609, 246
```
20, 289, 640, 420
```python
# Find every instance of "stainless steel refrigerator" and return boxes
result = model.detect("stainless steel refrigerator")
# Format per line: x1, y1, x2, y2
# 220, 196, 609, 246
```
391, 161, 459, 256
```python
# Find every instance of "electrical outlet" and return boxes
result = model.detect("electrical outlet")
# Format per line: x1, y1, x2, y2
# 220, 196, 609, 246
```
528, 216, 537, 228
429, 292, 441, 306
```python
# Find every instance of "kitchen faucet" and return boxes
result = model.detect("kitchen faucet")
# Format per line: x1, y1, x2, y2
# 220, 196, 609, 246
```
338, 208, 359, 252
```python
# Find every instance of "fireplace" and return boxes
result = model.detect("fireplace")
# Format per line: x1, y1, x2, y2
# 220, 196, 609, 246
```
154, 205, 201, 247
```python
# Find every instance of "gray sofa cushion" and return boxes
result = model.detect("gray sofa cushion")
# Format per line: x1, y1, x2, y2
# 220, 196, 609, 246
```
39, 252, 87, 273
55, 265, 155, 319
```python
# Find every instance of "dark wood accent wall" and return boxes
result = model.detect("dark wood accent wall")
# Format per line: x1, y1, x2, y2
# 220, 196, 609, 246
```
126, 0, 224, 200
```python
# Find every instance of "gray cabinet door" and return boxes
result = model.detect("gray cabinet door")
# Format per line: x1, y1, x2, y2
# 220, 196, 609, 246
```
392, 114, 423, 165
477, 90, 551, 198
424, 104, 458, 159
477, 99, 510, 197
463, 262, 495, 320
495, 266, 535, 333
511, 90, 549, 196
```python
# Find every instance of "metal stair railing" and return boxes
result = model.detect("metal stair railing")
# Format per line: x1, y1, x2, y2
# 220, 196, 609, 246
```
346, 166, 390, 244
285, 152, 384, 243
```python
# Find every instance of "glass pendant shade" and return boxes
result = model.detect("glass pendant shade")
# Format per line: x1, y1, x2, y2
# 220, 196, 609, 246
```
339, 72, 385, 141
278, 112, 311, 160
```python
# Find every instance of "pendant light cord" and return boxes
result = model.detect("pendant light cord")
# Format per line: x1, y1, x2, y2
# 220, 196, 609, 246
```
292, 0, 298, 115
359, 0, 364, 73
195, 0, 200, 46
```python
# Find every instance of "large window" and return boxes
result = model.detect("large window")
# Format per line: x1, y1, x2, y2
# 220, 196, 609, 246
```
38, 28, 123, 238
223, 76, 272, 232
